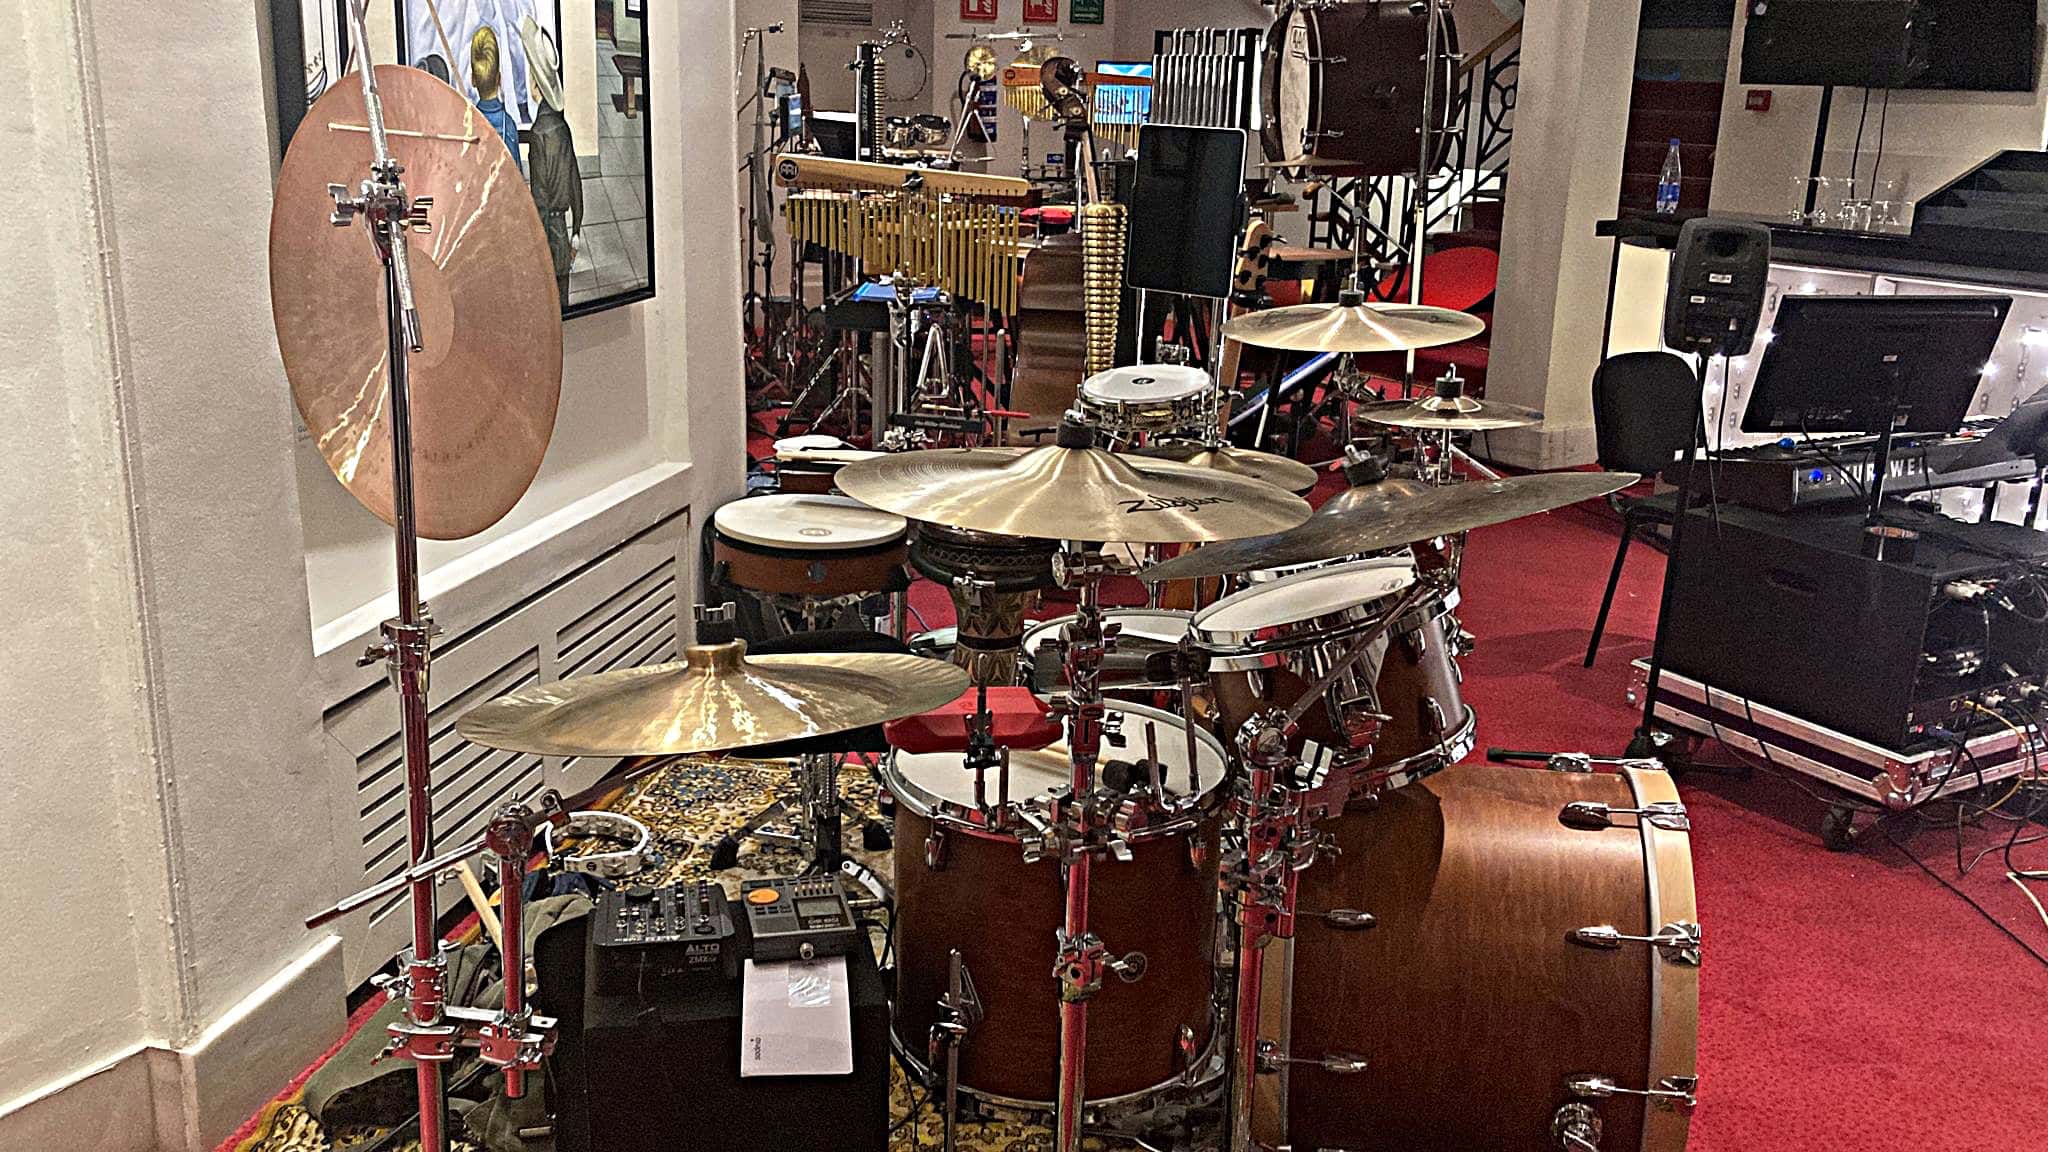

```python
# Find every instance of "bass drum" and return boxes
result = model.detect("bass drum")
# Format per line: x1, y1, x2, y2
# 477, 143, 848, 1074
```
1270, 763, 1699, 1151
1260, 0, 1460, 175
889, 702, 1227, 1111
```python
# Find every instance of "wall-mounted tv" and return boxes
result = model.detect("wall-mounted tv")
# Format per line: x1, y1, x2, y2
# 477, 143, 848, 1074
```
1741, 0, 2039, 92
1911, 0, 2039, 91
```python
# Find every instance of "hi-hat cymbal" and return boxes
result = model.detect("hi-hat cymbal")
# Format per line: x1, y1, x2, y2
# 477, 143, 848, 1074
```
1222, 302, 1487, 354
832, 443, 1311, 544
1359, 394, 1543, 432
457, 641, 970, 758
1141, 471, 1640, 582
1131, 441, 1322, 494
271, 66, 562, 541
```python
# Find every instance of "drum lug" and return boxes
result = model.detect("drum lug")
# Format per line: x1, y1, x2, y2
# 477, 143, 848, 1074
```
1258, 1039, 1368, 1075
1177, 1025, 1199, 1085
1570, 921, 1702, 966
1566, 1073, 1698, 1113
925, 826, 948, 871
807, 559, 827, 584
1307, 54, 1348, 65
1187, 835, 1210, 873
1303, 907, 1375, 930
1551, 1102, 1604, 1151
1559, 800, 1690, 833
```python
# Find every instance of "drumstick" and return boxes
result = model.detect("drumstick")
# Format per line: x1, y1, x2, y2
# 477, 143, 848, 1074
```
457, 860, 504, 953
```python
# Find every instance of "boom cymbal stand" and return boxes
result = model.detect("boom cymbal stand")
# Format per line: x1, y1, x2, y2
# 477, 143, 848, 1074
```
311, 7, 553, 1148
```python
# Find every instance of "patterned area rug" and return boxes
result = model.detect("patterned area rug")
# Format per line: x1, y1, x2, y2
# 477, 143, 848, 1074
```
229, 756, 1164, 1152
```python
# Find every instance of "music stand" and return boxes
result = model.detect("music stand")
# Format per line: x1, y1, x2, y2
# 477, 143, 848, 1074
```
1743, 294, 2012, 551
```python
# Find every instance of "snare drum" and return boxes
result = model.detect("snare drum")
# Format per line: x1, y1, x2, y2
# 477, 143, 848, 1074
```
1079, 364, 1213, 440
711, 494, 908, 599
1269, 764, 1699, 1152
888, 702, 1226, 1110
1193, 558, 1417, 767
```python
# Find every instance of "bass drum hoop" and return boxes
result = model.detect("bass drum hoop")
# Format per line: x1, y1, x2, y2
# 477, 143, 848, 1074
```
1625, 765, 1701, 1151
878, 700, 1228, 843
886, 1018, 1226, 1125
1259, 3, 1323, 167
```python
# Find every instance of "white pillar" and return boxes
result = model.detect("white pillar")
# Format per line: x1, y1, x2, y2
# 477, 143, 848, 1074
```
1484, 0, 1644, 469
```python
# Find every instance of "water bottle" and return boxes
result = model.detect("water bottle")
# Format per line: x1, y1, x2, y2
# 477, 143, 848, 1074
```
1656, 138, 1683, 215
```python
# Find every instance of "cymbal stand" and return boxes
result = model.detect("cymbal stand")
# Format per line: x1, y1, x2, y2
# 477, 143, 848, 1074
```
1045, 535, 1148, 1152
322, 11, 552, 1147
1215, 577, 1441, 1150
1407, 0, 1456, 381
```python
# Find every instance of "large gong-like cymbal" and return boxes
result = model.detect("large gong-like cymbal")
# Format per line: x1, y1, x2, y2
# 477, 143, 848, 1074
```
1141, 471, 1639, 582
833, 444, 1311, 545
1131, 441, 1322, 494
270, 66, 562, 540
1222, 302, 1487, 353
457, 642, 970, 758
1358, 394, 1543, 432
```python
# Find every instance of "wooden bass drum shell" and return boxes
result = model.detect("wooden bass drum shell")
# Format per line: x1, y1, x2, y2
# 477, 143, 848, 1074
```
892, 807, 1221, 1104
1281, 764, 1698, 1151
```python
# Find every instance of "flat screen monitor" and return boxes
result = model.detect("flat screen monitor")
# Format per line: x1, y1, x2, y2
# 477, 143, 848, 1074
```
1127, 124, 1246, 299
1742, 295, 2014, 437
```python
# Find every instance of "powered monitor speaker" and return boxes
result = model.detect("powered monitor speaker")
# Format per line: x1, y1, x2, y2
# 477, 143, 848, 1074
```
1663, 218, 1772, 357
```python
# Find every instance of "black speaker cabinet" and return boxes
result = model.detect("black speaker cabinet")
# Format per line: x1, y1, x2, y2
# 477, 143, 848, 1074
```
1740, 0, 1932, 88
543, 918, 890, 1152
1663, 218, 1772, 356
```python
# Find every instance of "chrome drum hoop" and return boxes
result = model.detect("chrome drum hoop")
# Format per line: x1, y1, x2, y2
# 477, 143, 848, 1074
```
1190, 560, 1418, 661
1078, 390, 1211, 438
1343, 704, 1478, 800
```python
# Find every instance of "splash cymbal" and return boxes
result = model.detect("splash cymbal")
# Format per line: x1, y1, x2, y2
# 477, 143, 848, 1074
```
1141, 471, 1639, 582
832, 443, 1311, 544
1358, 394, 1542, 432
1221, 302, 1486, 354
270, 66, 562, 541
457, 641, 970, 758
1131, 441, 1321, 494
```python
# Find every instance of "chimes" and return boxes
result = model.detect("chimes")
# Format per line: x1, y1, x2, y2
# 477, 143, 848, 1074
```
784, 190, 1023, 319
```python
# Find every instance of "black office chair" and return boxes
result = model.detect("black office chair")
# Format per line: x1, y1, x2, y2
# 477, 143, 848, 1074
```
710, 628, 913, 871
1583, 351, 1701, 667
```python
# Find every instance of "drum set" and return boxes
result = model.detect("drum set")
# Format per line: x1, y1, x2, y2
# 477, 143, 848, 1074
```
274, 10, 1701, 1150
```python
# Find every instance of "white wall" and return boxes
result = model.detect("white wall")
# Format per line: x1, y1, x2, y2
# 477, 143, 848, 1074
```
1712, 1, 2048, 217
0, 1, 744, 1148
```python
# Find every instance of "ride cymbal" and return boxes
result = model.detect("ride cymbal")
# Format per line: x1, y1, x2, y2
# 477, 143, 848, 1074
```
457, 641, 970, 758
1358, 394, 1542, 432
271, 66, 562, 540
1221, 302, 1486, 354
1131, 441, 1322, 494
1141, 471, 1640, 582
832, 443, 1311, 544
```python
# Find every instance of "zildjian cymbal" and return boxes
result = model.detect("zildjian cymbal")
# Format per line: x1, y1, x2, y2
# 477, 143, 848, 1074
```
1358, 393, 1543, 432
1131, 441, 1322, 494
831, 441, 1311, 545
1221, 302, 1487, 354
270, 65, 562, 540
1141, 471, 1640, 582
457, 641, 970, 758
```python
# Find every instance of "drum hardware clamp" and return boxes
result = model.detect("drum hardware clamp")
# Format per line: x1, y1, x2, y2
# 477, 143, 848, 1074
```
1300, 908, 1377, 929
1551, 1102, 1605, 1151
1054, 929, 1148, 1004
930, 950, 983, 1152
1565, 1073, 1700, 1113
1569, 921, 1703, 967
1559, 799, 1691, 833
1254, 1039, 1369, 1075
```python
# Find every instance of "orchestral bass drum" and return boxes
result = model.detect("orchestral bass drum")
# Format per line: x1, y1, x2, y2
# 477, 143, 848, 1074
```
1261, 0, 1460, 175
889, 702, 1227, 1112
1272, 763, 1700, 1151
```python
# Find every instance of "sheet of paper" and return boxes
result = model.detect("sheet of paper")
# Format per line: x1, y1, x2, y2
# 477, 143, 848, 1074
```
739, 956, 853, 1077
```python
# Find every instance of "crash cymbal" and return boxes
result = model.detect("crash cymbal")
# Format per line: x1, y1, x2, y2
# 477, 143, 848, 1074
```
271, 66, 562, 540
832, 442, 1311, 544
966, 44, 999, 81
457, 641, 970, 758
1221, 302, 1487, 354
1131, 441, 1321, 495
1141, 471, 1640, 582
1358, 393, 1543, 432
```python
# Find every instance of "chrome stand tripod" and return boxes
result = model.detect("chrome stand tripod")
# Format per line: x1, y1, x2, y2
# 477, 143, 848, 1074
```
319, 7, 553, 1146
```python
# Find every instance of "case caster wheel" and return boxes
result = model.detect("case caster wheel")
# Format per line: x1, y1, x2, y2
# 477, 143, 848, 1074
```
1819, 804, 1859, 852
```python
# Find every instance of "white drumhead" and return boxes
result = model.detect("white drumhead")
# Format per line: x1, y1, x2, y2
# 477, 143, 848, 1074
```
1194, 557, 1415, 635
773, 433, 851, 454
1274, 10, 1314, 162
1081, 364, 1211, 405
1021, 609, 1195, 656
891, 701, 1226, 809
713, 493, 907, 551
